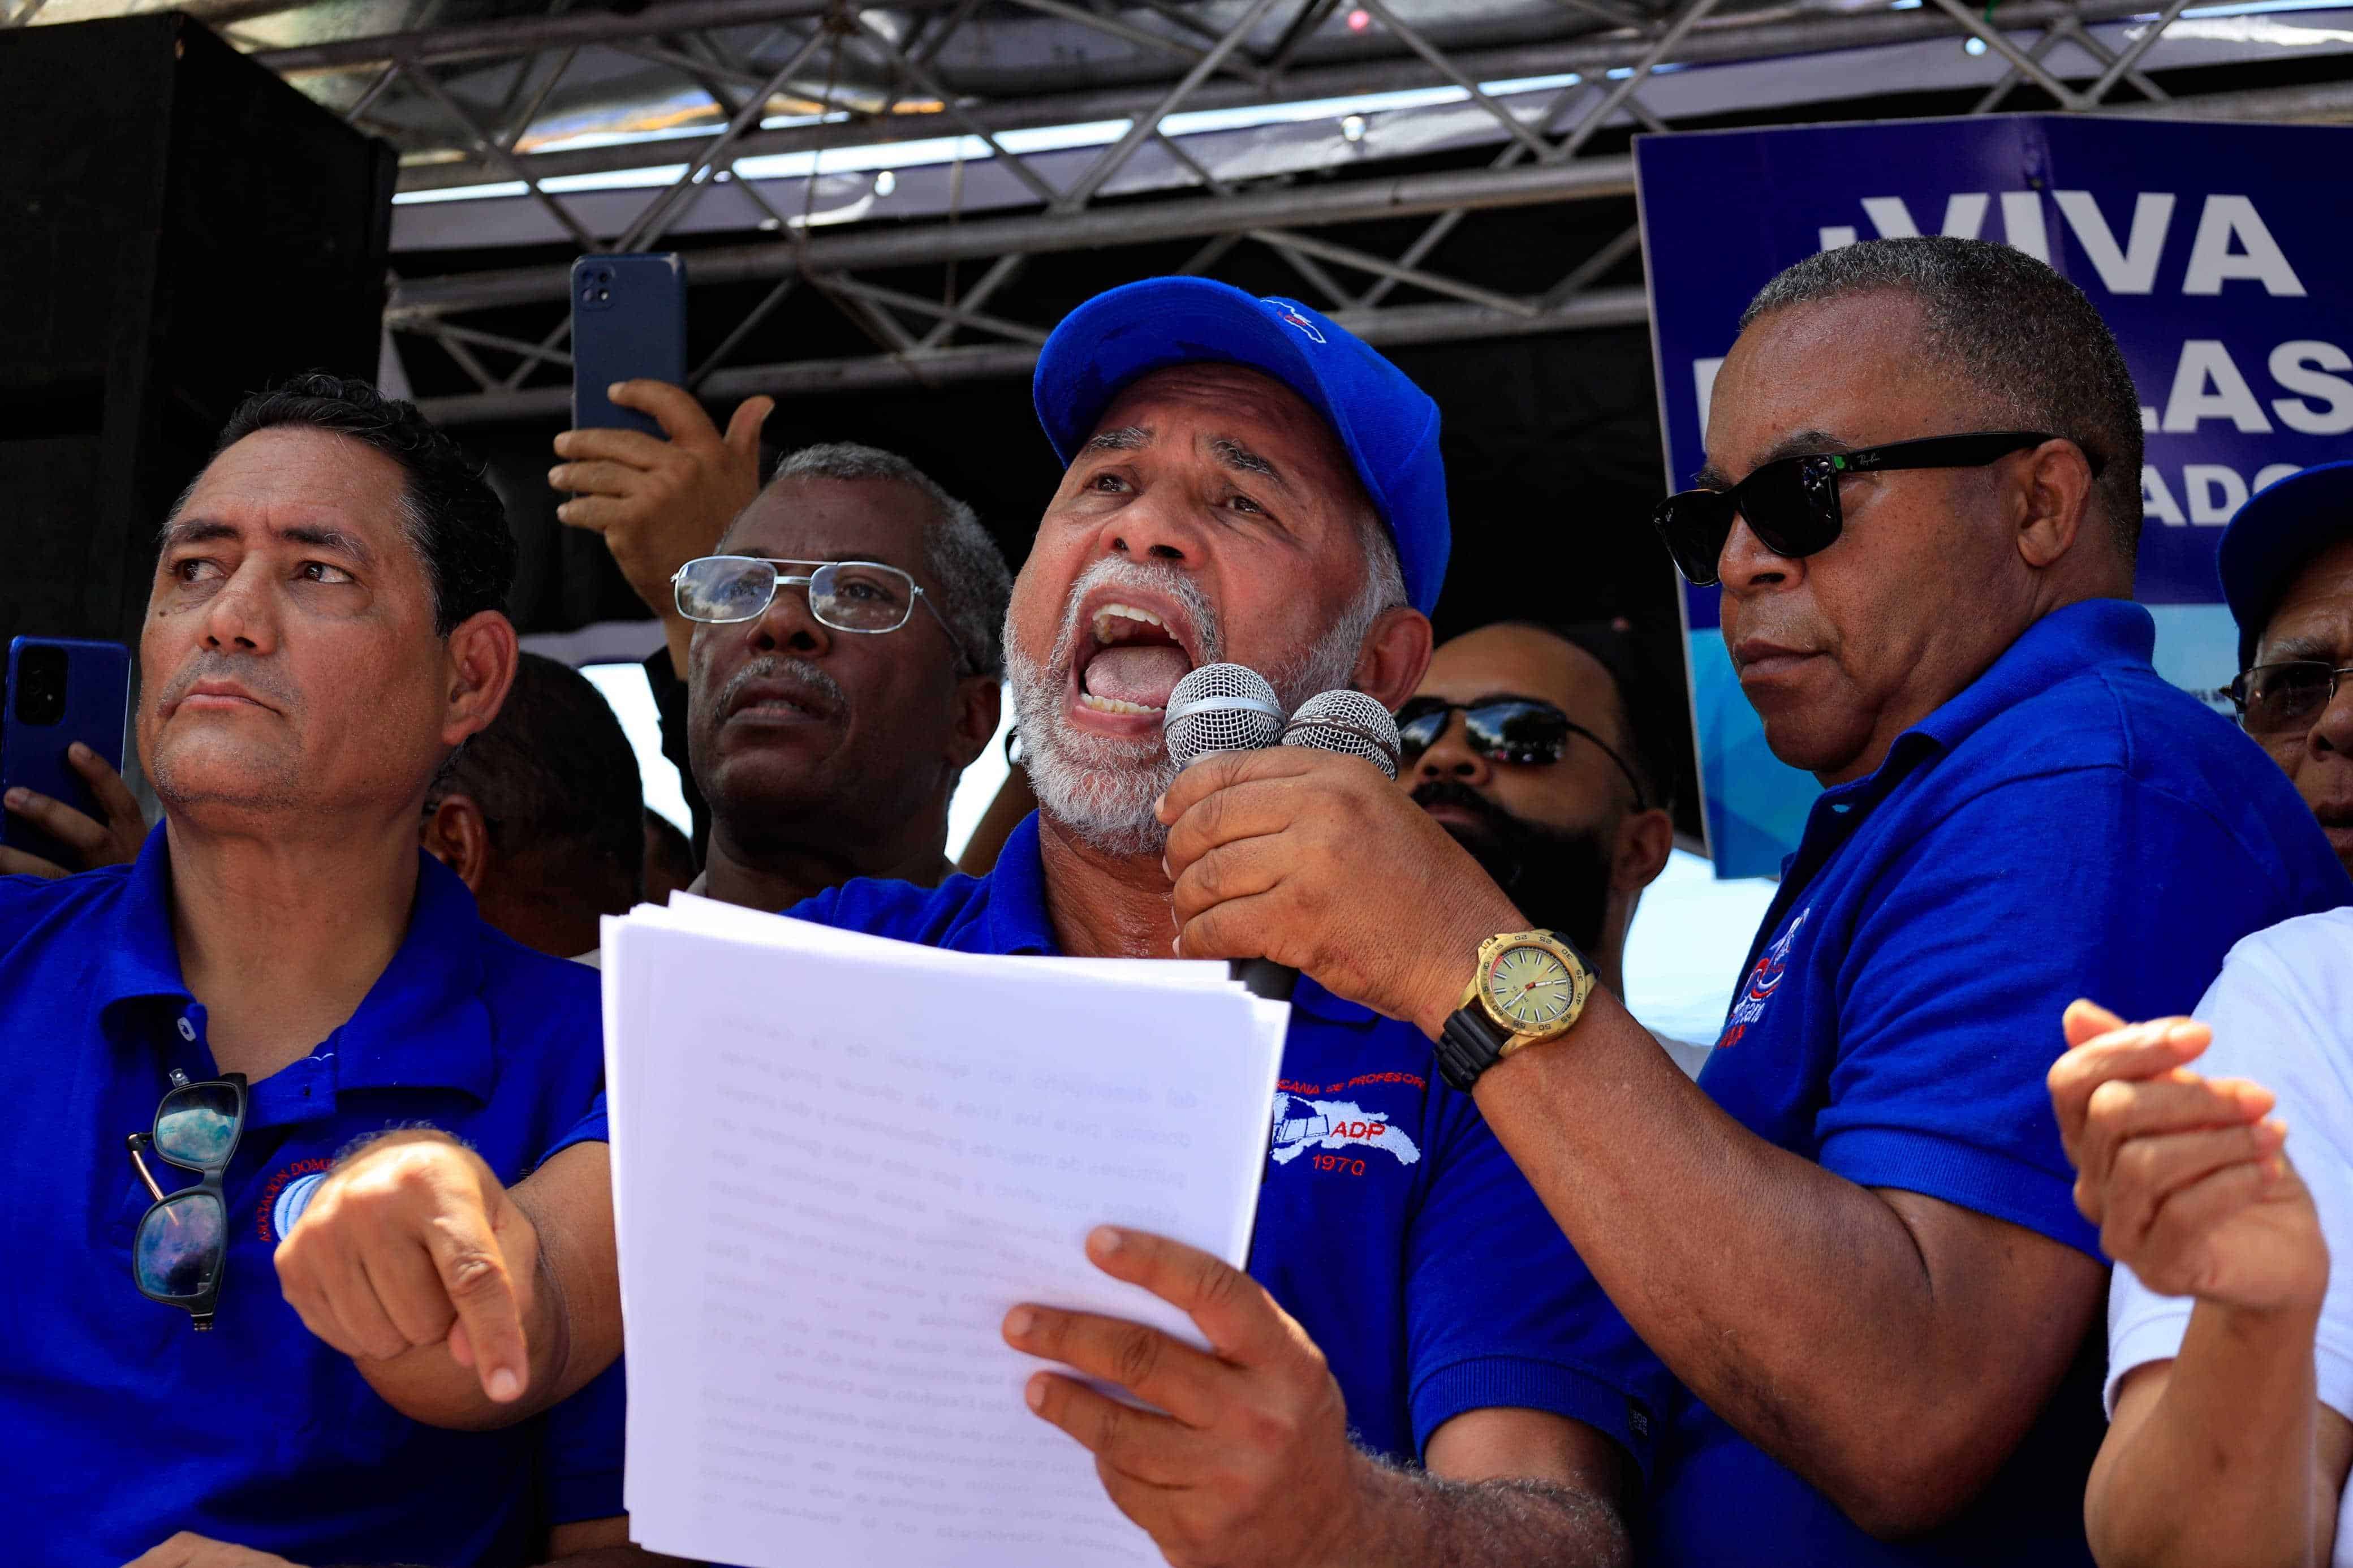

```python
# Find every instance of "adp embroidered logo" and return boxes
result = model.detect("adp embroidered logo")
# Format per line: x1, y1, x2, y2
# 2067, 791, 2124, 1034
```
1268, 1088, 1421, 1177
1263, 297, 1327, 344
1718, 905, 1810, 1051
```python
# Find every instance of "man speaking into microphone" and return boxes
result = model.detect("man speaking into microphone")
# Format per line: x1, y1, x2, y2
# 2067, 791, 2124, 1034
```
275, 279, 1663, 1567
768, 279, 1663, 1566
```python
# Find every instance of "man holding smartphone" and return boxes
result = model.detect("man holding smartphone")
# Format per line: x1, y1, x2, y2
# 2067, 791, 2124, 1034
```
0, 373, 666, 1567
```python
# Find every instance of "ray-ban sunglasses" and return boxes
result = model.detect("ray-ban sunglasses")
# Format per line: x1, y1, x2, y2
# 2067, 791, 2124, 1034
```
1653, 431, 2082, 587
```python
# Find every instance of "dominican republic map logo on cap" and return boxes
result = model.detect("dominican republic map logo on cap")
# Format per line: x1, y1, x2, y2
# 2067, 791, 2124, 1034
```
1266, 298, 1326, 344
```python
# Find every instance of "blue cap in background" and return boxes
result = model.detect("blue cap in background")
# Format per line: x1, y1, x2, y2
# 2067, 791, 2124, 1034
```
1032, 277, 1450, 617
2218, 460, 2353, 669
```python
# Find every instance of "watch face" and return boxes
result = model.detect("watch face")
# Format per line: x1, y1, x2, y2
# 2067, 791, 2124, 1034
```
1485, 942, 1578, 1030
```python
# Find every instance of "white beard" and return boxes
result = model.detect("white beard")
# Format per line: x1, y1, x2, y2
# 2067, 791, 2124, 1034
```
1003, 557, 1381, 858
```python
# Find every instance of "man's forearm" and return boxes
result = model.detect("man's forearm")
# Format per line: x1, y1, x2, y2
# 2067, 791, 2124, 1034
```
1341, 1455, 1627, 1568
1472, 992, 2100, 1532
2088, 1303, 2322, 1568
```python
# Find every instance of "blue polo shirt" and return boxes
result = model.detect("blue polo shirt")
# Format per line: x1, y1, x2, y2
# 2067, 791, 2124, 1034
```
0, 829, 623, 1566
781, 811, 1667, 1474
1657, 599, 2352, 1566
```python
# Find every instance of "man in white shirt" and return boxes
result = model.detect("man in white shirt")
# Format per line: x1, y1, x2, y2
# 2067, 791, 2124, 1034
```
2049, 944, 2353, 1568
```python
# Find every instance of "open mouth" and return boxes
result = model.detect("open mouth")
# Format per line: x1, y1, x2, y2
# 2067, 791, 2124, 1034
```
1075, 600, 1198, 718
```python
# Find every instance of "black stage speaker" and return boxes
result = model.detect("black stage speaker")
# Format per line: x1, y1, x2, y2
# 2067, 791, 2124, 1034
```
0, 13, 394, 648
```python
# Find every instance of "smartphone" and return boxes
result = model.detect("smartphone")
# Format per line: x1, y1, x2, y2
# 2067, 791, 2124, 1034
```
571, 253, 687, 436
2, 636, 131, 871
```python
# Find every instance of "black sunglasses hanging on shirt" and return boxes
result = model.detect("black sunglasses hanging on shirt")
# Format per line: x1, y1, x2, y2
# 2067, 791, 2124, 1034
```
126, 1069, 247, 1330
1653, 430, 2079, 587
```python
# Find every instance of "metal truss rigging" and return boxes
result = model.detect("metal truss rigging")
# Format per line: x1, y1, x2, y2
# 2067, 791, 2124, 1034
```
178, 0, 2353, 421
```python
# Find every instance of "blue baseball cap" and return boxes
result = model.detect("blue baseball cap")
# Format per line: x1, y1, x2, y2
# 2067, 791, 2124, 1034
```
2218, 460, 2353, 669
1032, 277, 1450, 617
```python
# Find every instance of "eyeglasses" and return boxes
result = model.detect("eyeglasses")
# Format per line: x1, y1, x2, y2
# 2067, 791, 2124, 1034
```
2223, 660, 2353, 736
672, 556, 971, 670
126, 1069, 247, 1330
1653, 431, 2072, 587
1396, 696, 1648, 811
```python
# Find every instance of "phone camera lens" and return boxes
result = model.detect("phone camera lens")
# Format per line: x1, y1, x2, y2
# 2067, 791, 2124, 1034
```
13, 646, 68, 727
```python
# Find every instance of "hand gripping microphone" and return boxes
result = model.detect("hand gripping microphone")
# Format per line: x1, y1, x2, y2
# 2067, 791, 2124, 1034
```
1162, 671, 1404, 1002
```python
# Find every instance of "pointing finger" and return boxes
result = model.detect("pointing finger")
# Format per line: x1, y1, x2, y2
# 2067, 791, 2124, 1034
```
424, 1202, 528, 1403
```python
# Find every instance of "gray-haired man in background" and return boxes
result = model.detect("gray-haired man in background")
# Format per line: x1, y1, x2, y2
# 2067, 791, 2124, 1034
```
547, 386, 1013, 913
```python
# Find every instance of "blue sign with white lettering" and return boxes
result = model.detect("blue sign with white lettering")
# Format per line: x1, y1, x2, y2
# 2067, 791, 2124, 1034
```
1637, 114, 2353, 877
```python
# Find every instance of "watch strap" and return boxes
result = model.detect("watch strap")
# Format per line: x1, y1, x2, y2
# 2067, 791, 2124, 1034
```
1435, 1002, 1512, 1093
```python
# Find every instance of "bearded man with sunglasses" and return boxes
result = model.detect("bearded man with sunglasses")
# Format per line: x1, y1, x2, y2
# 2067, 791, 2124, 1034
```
1460, 234, 2351, 1565
1398, 622, 1698, 1072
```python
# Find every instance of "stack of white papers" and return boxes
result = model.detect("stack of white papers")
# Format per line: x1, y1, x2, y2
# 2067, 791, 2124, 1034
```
600, 895, 1288, 1568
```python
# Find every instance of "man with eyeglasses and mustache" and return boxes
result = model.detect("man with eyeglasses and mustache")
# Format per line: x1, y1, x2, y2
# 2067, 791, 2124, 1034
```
274, 279, 1670, 1568
650, 442, 1009, 914
1399, 621, 1703, 1075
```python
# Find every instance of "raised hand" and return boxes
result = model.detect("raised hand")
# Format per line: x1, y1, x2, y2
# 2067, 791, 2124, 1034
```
550, 380, 771, 671
2050, 1000, 2327, 1311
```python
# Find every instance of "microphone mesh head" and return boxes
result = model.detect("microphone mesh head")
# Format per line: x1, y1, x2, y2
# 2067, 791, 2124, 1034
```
1280, 690, 1403, 781
1164, 663, 1283, 767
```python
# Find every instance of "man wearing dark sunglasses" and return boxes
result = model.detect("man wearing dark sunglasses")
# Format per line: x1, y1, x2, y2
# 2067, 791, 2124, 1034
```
0, 376, 662, 1567
1455, 235, 2351, 1567
1399, 621, 1691, 1069
2217, 462, 2353, 878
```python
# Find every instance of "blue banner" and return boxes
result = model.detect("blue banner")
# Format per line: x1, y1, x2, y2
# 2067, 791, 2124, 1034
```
1636, 114, 2353, 877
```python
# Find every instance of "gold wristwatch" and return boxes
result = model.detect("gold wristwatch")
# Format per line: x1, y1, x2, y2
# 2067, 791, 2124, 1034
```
1434, 930, 1597, 1092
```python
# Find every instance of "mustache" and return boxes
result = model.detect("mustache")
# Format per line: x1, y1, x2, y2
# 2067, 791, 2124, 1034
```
1410, 778, 1518, 838
1044, 556, 1223, 677
156, 652, 299, 715
718, 656, 846, 720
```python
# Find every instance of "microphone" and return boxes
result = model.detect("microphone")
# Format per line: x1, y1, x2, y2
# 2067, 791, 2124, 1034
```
1164, 662, 1282, 766
1281, 689, 1403, 781
1164, 664, 1290, 1000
